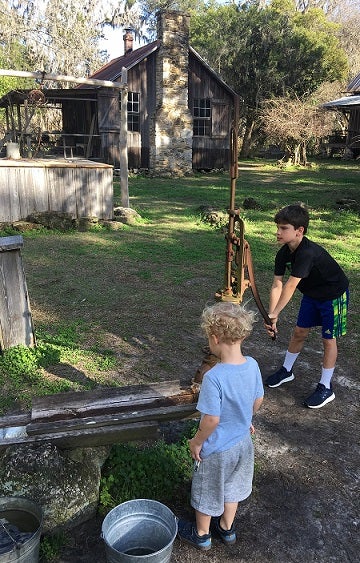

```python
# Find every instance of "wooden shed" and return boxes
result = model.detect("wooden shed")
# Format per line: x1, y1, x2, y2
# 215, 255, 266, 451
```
0, 10, 238, 175
323, 72, 360, 158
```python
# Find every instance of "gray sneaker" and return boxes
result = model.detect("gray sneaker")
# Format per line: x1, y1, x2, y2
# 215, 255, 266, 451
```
265, 366, 294, 388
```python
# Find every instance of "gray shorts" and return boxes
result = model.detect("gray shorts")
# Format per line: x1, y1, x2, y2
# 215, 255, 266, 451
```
191, 433, 254, 516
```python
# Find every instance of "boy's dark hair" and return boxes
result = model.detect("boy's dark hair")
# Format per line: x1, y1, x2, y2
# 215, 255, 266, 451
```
274, 204, 309, 234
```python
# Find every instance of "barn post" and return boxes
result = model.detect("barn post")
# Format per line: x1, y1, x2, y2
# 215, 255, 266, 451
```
119, 67, 129, 208
0, 235, 35, 350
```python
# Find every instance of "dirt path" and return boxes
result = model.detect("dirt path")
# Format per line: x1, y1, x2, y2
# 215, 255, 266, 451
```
56, 320, 359, 563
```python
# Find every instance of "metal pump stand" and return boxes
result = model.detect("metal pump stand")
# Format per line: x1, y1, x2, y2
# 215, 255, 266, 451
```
193, 106, 275, 383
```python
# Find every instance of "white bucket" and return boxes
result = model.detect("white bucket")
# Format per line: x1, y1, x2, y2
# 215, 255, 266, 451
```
101, 499, 178, 563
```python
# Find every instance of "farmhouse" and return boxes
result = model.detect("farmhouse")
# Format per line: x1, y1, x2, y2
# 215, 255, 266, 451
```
323, 71, 360, 158
0, 11, 238, 176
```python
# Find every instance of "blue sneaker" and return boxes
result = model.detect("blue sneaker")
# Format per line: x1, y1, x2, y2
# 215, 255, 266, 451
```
177, 519, 212, 551
211, 517, 236, 545
265, 366, 294, 388
304, 383, 335, 408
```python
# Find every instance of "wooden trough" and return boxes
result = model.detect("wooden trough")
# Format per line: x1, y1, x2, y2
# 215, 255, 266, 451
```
0, 158, 113, 223
0, 380, 200, 451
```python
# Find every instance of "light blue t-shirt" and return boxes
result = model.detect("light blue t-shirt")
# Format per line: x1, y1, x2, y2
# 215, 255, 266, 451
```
196, 356, 264, 458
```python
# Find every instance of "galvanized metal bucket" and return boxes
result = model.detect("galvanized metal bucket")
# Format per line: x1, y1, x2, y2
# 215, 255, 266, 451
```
0, 497, 43, 562
101, 499, 178, 563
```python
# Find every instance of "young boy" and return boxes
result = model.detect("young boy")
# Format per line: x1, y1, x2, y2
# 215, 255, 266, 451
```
177, 301, 264, 551
265, 204, 349, 408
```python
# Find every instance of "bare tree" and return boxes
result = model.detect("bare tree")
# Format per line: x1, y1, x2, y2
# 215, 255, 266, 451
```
260, 95, 335, 165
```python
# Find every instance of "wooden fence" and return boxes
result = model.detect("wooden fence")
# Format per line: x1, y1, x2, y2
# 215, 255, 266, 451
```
0, 158, 113, 223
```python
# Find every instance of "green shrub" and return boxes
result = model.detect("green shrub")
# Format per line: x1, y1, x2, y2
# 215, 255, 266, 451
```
100, 423, 197, 512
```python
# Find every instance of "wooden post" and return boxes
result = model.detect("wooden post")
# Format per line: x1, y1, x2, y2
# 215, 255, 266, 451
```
120, 68, 129, 208
0, 235, 35, 350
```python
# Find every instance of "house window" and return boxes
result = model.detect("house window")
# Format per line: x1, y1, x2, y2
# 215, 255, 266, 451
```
128, 92, 140, 132
193, 98, 211, 136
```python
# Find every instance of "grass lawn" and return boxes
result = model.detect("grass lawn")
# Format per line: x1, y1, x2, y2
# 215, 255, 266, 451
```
0, 158, 359, 414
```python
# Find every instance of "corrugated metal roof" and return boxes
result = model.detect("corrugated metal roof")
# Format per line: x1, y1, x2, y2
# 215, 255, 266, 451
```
323, 95, 360, 109
347, 72, 360, 93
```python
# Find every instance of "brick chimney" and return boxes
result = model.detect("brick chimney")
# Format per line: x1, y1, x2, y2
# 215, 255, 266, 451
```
123, 29, 133, 55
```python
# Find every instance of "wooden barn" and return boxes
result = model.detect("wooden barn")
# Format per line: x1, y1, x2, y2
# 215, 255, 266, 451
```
0, 11, 238, 176
323, 72, 360, 158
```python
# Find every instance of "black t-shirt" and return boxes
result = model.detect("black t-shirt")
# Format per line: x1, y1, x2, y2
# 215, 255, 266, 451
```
274, 237, 349, 301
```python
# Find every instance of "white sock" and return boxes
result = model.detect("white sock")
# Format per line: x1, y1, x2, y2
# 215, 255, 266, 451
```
320, 367, 334, 389
283, 351, 299, 373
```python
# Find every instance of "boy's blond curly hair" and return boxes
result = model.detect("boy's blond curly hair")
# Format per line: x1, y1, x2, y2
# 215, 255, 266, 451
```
201, 301, 256, 344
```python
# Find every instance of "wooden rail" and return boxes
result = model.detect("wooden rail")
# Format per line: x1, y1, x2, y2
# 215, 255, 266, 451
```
0, 381, 200, 451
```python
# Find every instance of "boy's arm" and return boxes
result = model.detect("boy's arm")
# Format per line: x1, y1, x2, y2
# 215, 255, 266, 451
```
269, 275, 283, 313
250, 396, 264, 434
189, 414, 219, 462
253, 396, 263, 415
267, 275, 302, 332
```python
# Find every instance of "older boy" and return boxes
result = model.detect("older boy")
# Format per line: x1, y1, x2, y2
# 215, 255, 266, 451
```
178, 302, 264, 551
265, 204, 349, 408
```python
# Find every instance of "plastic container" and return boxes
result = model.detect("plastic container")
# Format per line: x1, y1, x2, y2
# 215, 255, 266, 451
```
6, 143, 21, 160
101, 499, 178, 562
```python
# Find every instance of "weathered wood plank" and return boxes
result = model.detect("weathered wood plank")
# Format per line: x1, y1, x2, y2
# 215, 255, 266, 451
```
27, 403, 198, 436
0, 412, 31, 428
31, 380, 198, 423
0, 421, 159, 451
0, 239, 35, 349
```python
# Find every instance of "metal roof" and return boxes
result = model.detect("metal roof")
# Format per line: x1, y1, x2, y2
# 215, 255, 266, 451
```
83, 41, 237, 97
347, 72, 360, 93
83, 41, 160, 85
323, 95, 360, 109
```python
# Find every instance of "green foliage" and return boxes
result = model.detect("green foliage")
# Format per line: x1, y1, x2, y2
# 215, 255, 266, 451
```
190, 1, 348, 154
0, 321, 119, 413
100, 423, 198, 512
40, 531, 69, 562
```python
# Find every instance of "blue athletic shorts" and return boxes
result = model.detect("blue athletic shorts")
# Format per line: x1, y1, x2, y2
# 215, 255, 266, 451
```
297, 289, 349, 339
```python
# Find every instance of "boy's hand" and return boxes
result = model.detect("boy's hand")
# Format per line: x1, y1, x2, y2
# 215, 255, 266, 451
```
188, 438, 202, 462
265, 315, 278, 337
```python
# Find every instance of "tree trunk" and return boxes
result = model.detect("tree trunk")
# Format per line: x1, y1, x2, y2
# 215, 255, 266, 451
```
300, 142, 307, 165
293, 144, 301, 165
240, 117, 255, 158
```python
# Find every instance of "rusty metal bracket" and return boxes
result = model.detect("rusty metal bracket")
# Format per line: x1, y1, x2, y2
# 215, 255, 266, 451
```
193, 99, 275, 384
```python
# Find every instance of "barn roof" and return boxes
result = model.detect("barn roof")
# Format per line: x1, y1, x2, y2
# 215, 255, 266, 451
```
323, 95, 360, 109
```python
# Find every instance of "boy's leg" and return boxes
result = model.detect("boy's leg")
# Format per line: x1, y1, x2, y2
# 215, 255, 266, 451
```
265, 326, 309, 387
322, 337, 337, 369
221, 501, 238, 530
288, 326, 310, 353
195, 510, 211, 536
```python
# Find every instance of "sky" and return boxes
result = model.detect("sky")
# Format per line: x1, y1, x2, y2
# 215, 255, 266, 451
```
100, 27, 143, 60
